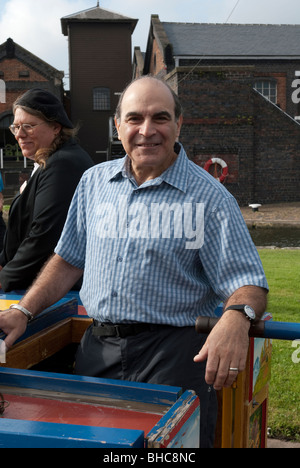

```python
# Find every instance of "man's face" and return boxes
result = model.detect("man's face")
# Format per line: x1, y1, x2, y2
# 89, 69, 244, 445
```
115, 78, 183, 181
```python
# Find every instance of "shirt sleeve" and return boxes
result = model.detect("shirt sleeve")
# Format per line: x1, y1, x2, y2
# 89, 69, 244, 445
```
55, 175, 87, 269
199, 196, 269, 300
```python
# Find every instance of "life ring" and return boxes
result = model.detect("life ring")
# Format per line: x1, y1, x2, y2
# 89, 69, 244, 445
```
204, 157, 228, 183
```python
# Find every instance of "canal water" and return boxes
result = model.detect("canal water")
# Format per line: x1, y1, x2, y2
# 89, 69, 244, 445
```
248, 227, 300, 248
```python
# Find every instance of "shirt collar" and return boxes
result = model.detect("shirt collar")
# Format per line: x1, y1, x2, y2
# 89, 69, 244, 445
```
108, 143, 189, 193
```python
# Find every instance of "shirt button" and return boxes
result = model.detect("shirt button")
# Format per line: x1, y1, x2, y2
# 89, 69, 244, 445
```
111, 291, 118, 298
117, 256, 123, 262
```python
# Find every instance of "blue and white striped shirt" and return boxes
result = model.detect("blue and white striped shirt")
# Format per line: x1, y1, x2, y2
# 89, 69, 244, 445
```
55, 145, 268, 326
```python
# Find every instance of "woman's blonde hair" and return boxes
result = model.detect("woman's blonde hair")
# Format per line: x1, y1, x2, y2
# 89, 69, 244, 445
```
13, 104, 79, 168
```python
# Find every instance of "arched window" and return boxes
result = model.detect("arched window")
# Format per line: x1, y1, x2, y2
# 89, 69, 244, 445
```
254, 80, 277, 104
93, 87, 110, 111
0, 114, 13, 129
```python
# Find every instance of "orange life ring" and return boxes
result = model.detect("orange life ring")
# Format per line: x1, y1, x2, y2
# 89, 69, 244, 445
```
204, 157, 228, 183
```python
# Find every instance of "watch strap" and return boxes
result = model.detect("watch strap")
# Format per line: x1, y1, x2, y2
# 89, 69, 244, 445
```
224, 304, 256, 322
224, 304, 247, 312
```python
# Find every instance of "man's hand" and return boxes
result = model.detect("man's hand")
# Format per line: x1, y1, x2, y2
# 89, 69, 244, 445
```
0, 308, 28, 350
0, 255, 83, 353
194, 311, 250, 390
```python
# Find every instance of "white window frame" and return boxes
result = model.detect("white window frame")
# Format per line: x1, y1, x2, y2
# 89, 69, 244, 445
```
254, 80, 277, 104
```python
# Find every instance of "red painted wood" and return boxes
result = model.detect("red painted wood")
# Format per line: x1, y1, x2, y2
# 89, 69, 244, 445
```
3, 394, 161, 434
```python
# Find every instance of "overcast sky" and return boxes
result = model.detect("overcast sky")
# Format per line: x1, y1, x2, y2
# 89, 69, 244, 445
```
1, 0, 300, 88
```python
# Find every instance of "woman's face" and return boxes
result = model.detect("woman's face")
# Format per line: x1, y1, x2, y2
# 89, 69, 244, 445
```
13, 108, 61, 160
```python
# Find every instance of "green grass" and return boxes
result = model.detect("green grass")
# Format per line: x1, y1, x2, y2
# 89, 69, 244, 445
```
258, 249, 300, 441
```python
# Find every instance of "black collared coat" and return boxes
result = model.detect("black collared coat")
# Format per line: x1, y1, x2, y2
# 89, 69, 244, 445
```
0, 138, 93, 292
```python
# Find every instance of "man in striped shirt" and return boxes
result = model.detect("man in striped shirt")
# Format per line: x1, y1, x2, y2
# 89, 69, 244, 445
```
0, 76, 268, 447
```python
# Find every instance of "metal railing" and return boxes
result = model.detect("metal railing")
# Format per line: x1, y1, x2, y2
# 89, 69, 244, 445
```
0, 145, 29, 169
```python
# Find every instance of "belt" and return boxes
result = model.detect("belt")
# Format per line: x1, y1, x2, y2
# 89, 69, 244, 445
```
92, 320, 168, 338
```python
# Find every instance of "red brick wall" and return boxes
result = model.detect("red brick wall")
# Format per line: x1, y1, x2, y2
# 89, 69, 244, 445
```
165, 68, 300, 205
0, 58, 48, 82
0, 58, 48, 113
149, 39, 166, 75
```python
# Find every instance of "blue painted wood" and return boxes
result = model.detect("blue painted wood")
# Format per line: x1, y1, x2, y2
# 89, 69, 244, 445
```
0, 369, 198, 447
0, 289, 83, 305
0, 297, 78, 343
264, 321, 300, 340
0, 368, 182, 407
147, 390, 200, 448
0, 419, 145, 448
167, 402, 200, 448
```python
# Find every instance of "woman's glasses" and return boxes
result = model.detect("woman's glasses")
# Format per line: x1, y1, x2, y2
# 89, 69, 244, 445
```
9, 122, 46, 136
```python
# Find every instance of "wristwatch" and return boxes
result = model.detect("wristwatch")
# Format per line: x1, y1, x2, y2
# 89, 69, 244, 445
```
224, 304, 256, 323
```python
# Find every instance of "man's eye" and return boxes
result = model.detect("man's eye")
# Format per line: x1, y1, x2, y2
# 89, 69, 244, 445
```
127, 117, 141, 123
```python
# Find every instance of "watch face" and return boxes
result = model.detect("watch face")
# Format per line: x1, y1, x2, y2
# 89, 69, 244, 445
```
244, 305, 256, 320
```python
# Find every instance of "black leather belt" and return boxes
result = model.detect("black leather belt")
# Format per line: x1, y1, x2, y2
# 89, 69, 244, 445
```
92, 320, 168, 338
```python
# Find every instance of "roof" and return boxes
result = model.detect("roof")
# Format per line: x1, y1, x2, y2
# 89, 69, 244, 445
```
0, 38, 64, 79
61, 6, 137, 35
160, 22, 300, 59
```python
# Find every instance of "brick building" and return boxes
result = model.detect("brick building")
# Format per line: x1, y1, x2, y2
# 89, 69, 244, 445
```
0, 38, 64, 146
61, 5, 137, 163
134, 16, 300, 205
0, 38, 65, 195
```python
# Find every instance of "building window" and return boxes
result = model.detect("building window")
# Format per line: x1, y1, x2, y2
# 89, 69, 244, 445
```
254, 80, 277, 104
93, 87, 110, 111
19, 70, 30, 78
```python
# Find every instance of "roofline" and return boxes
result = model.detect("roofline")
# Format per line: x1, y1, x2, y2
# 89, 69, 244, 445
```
143, 15, 174, 74
174, 55, 300, 61
0, 38, 64, 79
61, 7, 138, 35
162, 22, 300, 27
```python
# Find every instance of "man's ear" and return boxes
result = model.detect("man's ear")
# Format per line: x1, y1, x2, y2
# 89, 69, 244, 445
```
176, 115, 183, 138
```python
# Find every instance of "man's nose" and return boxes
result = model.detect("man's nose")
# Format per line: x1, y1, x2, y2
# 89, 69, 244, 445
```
139, 119, 156, 136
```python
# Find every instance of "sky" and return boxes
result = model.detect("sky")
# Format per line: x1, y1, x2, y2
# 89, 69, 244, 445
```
1, 0, 300, 89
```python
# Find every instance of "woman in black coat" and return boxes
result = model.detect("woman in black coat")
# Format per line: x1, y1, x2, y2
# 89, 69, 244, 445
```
0, 89, 93, 292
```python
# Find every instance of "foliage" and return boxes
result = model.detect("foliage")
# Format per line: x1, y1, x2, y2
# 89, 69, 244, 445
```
259, 249, 300, 441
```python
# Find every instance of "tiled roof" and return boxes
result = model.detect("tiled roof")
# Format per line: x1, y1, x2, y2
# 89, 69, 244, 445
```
61, 6, 137, 35
161, 23, 300, 58
0, 38, 63, 78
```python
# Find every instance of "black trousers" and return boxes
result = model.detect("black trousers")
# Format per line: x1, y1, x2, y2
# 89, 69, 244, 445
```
74, 324, 218, 448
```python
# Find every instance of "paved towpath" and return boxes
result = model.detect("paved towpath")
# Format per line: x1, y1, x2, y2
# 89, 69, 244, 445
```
240, 202, 300, 228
